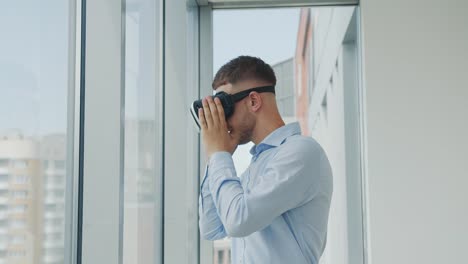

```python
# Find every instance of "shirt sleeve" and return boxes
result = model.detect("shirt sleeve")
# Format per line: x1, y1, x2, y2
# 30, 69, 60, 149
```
208, 140, 327, 237
198, 165, 227, 240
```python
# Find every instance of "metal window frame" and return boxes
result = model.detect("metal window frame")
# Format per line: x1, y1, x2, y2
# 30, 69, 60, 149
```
80, 0, 126, 263
163, 0, 201, 263
65, 0, 81, 263
196, 2, 369, 264
156, 1, 165, 264
71, 1, 369, 264
355, 6, 371, 264
198, 5, 214, 264
197, 0, 358, 9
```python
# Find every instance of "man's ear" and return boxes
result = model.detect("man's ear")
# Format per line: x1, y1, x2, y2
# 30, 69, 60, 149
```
248, 92, 262, 112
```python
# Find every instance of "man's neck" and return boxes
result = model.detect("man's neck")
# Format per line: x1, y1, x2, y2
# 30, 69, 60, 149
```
251, 115, 285, 145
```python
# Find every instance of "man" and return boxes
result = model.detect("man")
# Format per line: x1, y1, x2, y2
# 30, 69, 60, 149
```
198, 56, 333, 264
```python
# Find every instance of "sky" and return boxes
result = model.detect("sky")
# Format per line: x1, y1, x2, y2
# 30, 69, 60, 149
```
213, 8, 301, 173
213, 8, 300, 73
0, 1, 69, 137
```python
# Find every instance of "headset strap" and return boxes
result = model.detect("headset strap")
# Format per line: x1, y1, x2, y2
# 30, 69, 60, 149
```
229, 86, 276, 102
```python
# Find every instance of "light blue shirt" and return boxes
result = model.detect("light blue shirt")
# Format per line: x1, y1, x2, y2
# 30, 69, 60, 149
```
199, 122, 333, 264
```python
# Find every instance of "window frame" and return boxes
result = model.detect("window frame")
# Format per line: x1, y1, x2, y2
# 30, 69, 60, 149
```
197, 0, 358, 9
79, 0, 125, 263
197, 2, 369, 264
74, 1, 369, 264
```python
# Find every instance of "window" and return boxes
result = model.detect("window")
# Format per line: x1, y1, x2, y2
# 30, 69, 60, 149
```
10, 219, 27, 229
54, 160, 65, 170
13, 175, 29, 184
44, 219, 62, 226
9, 205, 27, 214
8, 250, 26, 258
210, 6, 363, 264
0, 1, 74, 263
12, 191, 28, 199
0, 175, 8, 182
11, 235, 26, 244
217, 250, 224, 264
12, 161, 27, 169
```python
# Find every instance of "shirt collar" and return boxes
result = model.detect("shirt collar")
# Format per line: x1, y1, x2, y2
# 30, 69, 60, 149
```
249, 122, 302, 155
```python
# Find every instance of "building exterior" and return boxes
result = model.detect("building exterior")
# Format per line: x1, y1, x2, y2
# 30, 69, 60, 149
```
0, 131, 41, 264
272, 58, 296, 124
294, 8, 313, 136
0, 131, 69, 264
40, 135, 67, 264
295, 6, 364, 264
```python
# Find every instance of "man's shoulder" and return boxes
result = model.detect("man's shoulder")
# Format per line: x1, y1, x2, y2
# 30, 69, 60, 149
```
283, 134, 321, 149
278, 135, 326, 157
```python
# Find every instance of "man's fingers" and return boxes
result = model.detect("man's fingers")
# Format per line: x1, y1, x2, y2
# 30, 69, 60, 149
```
202, 97, 213, 128
214, 97, 227, 127
207, 96, 220, 127
198, 109, 207, 129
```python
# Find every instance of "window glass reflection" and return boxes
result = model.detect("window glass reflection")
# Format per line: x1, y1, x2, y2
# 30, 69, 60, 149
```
0, 1, 73, 263
123, 1, 160, 263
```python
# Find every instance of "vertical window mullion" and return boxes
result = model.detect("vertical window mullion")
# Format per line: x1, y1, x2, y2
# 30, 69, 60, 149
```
81, 0, 125, 263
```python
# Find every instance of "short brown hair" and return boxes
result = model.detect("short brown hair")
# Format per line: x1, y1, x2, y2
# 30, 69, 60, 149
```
212, 56, 276, 90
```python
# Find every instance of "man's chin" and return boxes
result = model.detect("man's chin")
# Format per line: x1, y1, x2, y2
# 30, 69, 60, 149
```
229, 130, 250, 145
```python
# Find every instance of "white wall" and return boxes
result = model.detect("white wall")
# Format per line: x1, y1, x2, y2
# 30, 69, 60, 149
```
360, 0, 468, 263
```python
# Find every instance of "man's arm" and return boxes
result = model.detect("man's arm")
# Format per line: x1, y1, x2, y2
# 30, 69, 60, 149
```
207, 139, 330, 237
197, 89, 238, 241
198, 165, 227, 240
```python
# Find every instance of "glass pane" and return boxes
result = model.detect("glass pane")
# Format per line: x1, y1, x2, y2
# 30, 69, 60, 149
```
123, 0, 161, 263
212, 6, 363, 264
0, 1, 74, 263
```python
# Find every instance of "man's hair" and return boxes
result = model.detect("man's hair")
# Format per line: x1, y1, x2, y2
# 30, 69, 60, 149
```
212, 56, 277, 90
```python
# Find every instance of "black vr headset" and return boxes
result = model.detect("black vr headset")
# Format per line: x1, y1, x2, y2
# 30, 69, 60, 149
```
190, 85, 275, 131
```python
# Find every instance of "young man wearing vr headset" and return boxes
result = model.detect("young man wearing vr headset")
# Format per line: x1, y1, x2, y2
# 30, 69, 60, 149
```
197, 56, 333, 264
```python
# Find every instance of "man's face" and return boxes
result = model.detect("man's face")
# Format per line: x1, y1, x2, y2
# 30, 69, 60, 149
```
215, 83, 255, 145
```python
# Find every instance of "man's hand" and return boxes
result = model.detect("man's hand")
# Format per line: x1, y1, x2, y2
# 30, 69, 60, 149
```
199, 96, 239, 159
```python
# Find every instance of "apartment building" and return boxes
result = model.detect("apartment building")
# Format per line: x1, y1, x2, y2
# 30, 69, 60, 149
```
0, 131, 40, 264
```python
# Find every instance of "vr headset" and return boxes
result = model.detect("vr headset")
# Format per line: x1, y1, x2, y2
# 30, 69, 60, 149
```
190, 85, 275, 131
